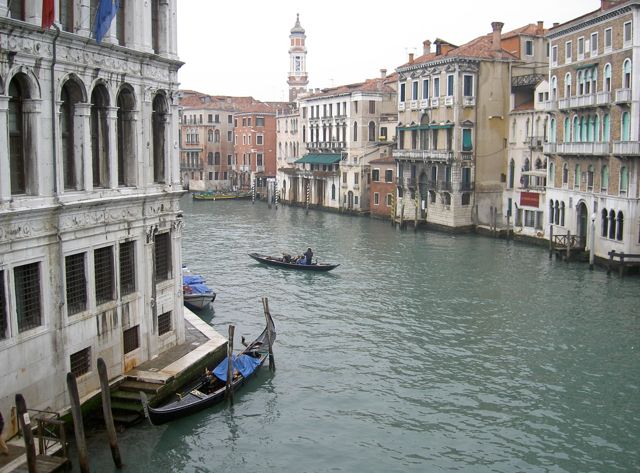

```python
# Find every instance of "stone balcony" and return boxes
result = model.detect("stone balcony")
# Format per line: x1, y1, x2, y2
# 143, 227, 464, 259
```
393, 149, 454, 163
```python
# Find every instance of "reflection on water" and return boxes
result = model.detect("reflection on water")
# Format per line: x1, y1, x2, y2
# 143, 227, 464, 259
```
74, 197, 640, 473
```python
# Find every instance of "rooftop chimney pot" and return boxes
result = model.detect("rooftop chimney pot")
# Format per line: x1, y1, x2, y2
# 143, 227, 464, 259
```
423, 39, 431, 55
409, 52, 414, 63
380, 68, 387, 79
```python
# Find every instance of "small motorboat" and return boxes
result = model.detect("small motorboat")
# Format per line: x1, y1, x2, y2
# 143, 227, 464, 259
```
248, 252, 340, 272
182, 273, 216, 310
141, 311, 276, 425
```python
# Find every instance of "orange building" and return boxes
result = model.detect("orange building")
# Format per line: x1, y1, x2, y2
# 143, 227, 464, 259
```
369, 155, 397, 219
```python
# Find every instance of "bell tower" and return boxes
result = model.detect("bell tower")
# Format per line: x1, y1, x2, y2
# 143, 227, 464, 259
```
288, 13, 308, 102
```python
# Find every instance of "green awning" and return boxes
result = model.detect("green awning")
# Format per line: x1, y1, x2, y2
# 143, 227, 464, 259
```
398, 125, 430, 131
575, 63, 598, 70
295, 154, 342, 165
430, 123, 454, 129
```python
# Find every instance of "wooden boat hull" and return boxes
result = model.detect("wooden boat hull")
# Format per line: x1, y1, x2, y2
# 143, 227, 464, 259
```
183, 292, 216, 310
248, 253, 339, 272
192, 192, 252, 201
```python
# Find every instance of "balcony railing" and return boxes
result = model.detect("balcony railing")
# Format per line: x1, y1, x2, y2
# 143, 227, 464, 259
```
444, 96, 454, 106
410, 100, 419, 110
419, 99, 430, 109
463, 96, 476, 107
528, 136, 544, 149
438, 181, 453, 192
558, 98, 571, 110
430, 97, 440, 108
613, 141, 640, 155
596, 91, 611, 106
543, 100, 557, 111
459, 182, 474, 192
615, 88, 631, 103
545, 142, 611, 155
398, 102, 406, 111
255, 165, 265, 173
393, 149, 453, 162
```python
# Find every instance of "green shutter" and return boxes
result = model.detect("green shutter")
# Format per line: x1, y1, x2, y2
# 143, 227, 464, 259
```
462, 129, 472, 151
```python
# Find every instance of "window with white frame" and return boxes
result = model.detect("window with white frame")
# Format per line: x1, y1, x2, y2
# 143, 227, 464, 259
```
446, 74, 454, 96
624, 22, 632, 46
525, 39, 533, 56
577, 37, 584, 60
433, 77, 440, 97
256, 134, 263, 145
590, 32, 598, 56
604, 28, 612, 52
552, 45, 558, 66
422, 79, 430, 99
373, 192, 379, 205
565, 41, 572, 63
412, 81, 418, 100
399, 83, 406, 102
463, 75, 473, 97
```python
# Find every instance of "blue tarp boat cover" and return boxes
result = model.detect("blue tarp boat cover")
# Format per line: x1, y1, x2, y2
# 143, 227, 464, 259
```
183, 274, 206, 285
187, 283, 213, 295
213, 354, 261, 381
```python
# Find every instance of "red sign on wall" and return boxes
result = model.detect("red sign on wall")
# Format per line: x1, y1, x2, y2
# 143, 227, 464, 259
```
520, 192, 539, 208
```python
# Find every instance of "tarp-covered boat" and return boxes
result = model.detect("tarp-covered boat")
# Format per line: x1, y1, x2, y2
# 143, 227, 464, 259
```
192, 191, 252, 201
142, 312, 276, 425
248, 253, 340, 272
182, 273, 216, 310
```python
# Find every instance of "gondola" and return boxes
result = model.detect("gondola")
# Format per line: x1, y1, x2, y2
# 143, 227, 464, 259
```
248, 252, 340, 272
141, 311, 276, 425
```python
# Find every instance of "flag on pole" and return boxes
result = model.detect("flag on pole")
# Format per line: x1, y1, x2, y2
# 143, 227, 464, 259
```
41, 0, 55, 29
94, 0, 120, 43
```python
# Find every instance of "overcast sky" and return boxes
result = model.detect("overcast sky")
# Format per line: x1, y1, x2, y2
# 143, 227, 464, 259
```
177, 0, 601, 102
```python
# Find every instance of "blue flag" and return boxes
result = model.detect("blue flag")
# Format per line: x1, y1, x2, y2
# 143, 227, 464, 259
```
94, 0, 120, 43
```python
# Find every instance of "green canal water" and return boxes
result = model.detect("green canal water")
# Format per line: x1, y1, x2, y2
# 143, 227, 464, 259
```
77, 196, 639, 472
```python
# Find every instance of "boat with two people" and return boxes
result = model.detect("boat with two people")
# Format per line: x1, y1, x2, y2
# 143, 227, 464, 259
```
141, 310, 276, 425
248, 252, 340, 272
182, 269, 216, 310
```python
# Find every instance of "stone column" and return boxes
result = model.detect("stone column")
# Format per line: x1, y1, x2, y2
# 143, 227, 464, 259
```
22, 99, 43, 196
77, 0, 91, 38
75, 103, 92, 191
107, 106, 118, 189
24, 1, 41, 26
0, 96, 10, 201
0, 0, 8, 17
54, 101, 64, 195
157, 0, 169, 55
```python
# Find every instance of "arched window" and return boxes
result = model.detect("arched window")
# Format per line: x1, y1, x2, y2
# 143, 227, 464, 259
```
623, 59, 632, 89
208, 130, 213, 142
368, 121, 376, 141
603, 113, 610, 141
353, 122, 358, 142
91, 84, 110, 188
551, 76, 557, 100
587, 164, 594, 190
564, 117, 570, 143
554, 200, 560, 225
604, 63, 611, 91
601, 209, 608, 237
8, 76, 27, 194
549, 118, 556, 143
117, 85, 136, 186
594, 114, 600, 142
620, 167, 628, 195
549, 161, 555, 186
61, 79, 84, 190
601, 165, 609, 193
580, 116, 587, 142
302, 125, 306, 142
549, 200, 555, 224
207, 152, 213, 165
562, 163, 568, 186
621, 112, 630, 141
616, 211, 624, 241
215, 130, 220, 143
214, 152, 220, 165
573, 116, 580, 142
560, 201, 565, 226
574, 164, 581, 189
152, 94, 168, 183
508, 159, 515, 189
609, 209, 616, 239
585, 69, 592, 94
331, 184, 336, 200
565, 73, 572, 97
588, 115, 596, 142
577, 70, 584, 95
522, 158, 530, 188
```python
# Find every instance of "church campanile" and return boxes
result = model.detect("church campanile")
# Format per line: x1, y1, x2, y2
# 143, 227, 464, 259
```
287, 13, 308, 102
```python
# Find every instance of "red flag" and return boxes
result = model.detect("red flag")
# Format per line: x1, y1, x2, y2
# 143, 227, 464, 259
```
42, 0, 55, 29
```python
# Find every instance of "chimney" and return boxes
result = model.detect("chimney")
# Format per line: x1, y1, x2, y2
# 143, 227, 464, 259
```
601, 0, 624, 9
408, 52, 414, 63
537, 21, 544, 35
380, 68, 387, 79
423, 39, 431, 55
491, 21, 504, 51
553, 22, 559, 28
435, 40, 442, 56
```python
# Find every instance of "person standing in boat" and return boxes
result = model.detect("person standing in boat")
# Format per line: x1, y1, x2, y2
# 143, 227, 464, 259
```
304, 247, 313, 265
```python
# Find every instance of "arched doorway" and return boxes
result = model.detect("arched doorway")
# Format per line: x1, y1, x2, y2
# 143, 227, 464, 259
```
347, 191, 354, 210
576, 201, 588, 246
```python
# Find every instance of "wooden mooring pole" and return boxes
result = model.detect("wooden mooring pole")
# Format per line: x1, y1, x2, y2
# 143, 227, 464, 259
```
226, 325, 235, 404
15, 394, 37, 473
549, 225, 554, 259
262, 297, 275, 371
97, 358, 122, 468
67, 372, 90, 473
566, 230, 571, 262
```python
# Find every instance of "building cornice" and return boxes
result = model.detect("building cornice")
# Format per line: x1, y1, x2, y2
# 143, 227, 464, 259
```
546, 3, 637, 40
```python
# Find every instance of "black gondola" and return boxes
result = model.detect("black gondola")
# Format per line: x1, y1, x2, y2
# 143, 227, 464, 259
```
141, 312, 276, 425
248, 252, 340, 272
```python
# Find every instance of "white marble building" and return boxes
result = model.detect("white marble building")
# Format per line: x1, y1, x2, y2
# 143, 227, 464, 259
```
0, 0, 184, 426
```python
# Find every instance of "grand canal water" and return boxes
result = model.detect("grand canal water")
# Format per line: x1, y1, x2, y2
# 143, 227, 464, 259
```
77, 196, 639, 472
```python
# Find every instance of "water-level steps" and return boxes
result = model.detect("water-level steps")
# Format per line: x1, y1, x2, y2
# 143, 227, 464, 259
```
96, 378, 164, 426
